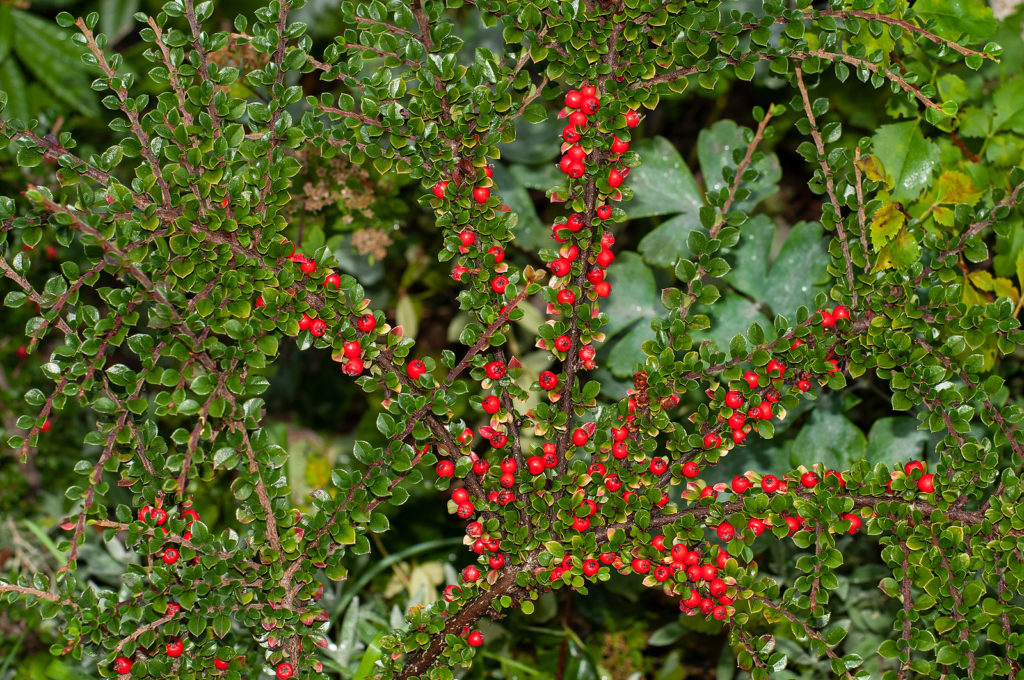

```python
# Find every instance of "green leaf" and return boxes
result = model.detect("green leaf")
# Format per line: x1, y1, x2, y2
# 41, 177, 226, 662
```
913, 0, 997, 43
691, 293, 774, 351
724, 216, 829, 317
0, 57, 29, 123
866, 417, 930, 466
637, 213, 701, 268
627, 136, 703, 220
788, 405, 866, 470
490, 162, 546, 252
992, 77, 1024, 135
601, 252, 661, 377
100, 0, 141, 40
871, 121, 940, 203
11, 10, 100, 117
0, 6, 12, 62
697, 119, 781, 213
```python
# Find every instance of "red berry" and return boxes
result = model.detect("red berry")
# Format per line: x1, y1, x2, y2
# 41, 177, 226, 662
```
566, 144, 586, 161
588, 462, 605, 476
649, 458, 668, 475
298, 313, 313, 331
801, 472, 818, 488
473, 187, 490, 203
918, 473, 935, 493
605, 475, 622, 491
566, 161, 585, 178
572, 428, 589, 447
904, 460, 925, 476
712, 606, 728, 620
276, 662, 294, 679
459, 230, 476, 249
113, 656, 133, 674
610, 136, 629, 154
820, 310, 835, 327
551, 258, 572, 277
700, 486, 718, 499
562, 125, 581, 143
462, 564, 481, 582
716, 522, 735, 541
407, 360, 427, 380
842, 513, 861, 534
214, 658, 230, 670
797, 380, 812, 391
624, 110, 640, 127
539, 371, 559, 390
565, 90, 583, 108
731, 429, 747, 444
485, 361, 506, 380
742, 371, 759, 388
567, 213, 585, 231
162, 548, 179, 565
766, 359, 785, 375
300, 258, 316, 275
488, 246, 505, 263
580, 95, 600, 115
166, 638, 183, 657
557, 289, 576, 305
491, 276, 509, 294
324, 273, 341, 288
482, 395, 501, 414
724, 390, 743, 408
833, 305, 850, 320
594, 281, 611, 297
436, 460, 454, 477
703, 432, 721, 449
489, 553, 505, 569
761, 475, 780, 493
784, 516, 801, 535
631, 558, 650, 574
825, 470, 845, 487
747, 518, 766, 535
727, 412, 745, 430
583, 559, 599, 576
467, 631, 484, 647
682, 461, 699, 478
357, 314, 376, 332
527, 456, 546, 475
569, 110, 588, 127
731, 476, 751, 494
310, 319, 327, 337
596, 205, 611, 220
433, 181, 449, 199
608, 168, 623, 187
596, 248, 614, 267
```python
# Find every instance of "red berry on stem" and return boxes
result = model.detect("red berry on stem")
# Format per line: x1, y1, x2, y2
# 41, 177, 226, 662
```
473, 187, 490, 203
565, 90, 583, 108
214, 658, 230, 671
491, 276, 509, 294
113, 657, 133, 674
539, 371, 559, 390
742, 371, 759, 388
324, 273, 341, 288
801, 471, 818, 488
407, 360, 427, 380
624, 110, 640, 127
731, 476, 751, 494
724, 390, 744, 408
597, 205, 611, 220
682, 461, 699, 478
918, 473, 935, 493
717, 522, 735, 541
703, 432, 721, 449
166, 638, 183, 657
433, 181, 449, 199
357, 314, 376, 332
608, 168, 623, 187
276, 662, 294, 679
482, 395, 500, 414
467, 631, 484, 647
436, 460, 454, 477
842, 513, 861, 534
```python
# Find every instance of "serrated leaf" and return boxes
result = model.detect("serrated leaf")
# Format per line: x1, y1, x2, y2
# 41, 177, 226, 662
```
871, 121, 939, 202
869, 201, 905, 252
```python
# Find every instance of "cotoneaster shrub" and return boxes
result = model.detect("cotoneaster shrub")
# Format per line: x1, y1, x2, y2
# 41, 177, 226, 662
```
1, 0, 1024, 678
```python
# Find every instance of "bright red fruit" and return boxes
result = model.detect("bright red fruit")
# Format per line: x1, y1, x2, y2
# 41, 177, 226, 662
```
539, 371, 559, 390
214, 657, 230, 670
610, 136, 629, 153
608, 168, 623, 187
467, 631, 484, 647
166, 638, 183, 657
742, 371, 759, 388
276, 662, 294, 679
485, 361, 506, 380
433, 181, 449, 199
357, 314, 376, 332
842, 513, 861, 534
724, 390, 744, 408
407, 360, 427, 380
113, 656, 133, 674
717, 522, 735, 541
162, 548, 179, 565
918, 473, 935, 493
597, 205, 611, 220
436, 461, 454, 477
491, 276, 509, 294
682, 461, 699, 478
731, 476, 751, 494
761, 475, 780, 493
631, 558, 650, 574
801, 472, 818, 488
624, 110, 640, 127
473, 187, 490, 203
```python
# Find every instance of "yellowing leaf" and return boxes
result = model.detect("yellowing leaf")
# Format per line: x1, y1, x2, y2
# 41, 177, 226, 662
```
1016, 248, 1024, 293
935, 170, 982, 205
857, 153, 889, 185
870, 201, 905, 251
873, 227, 920, 273
971, 270, 1021, 300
